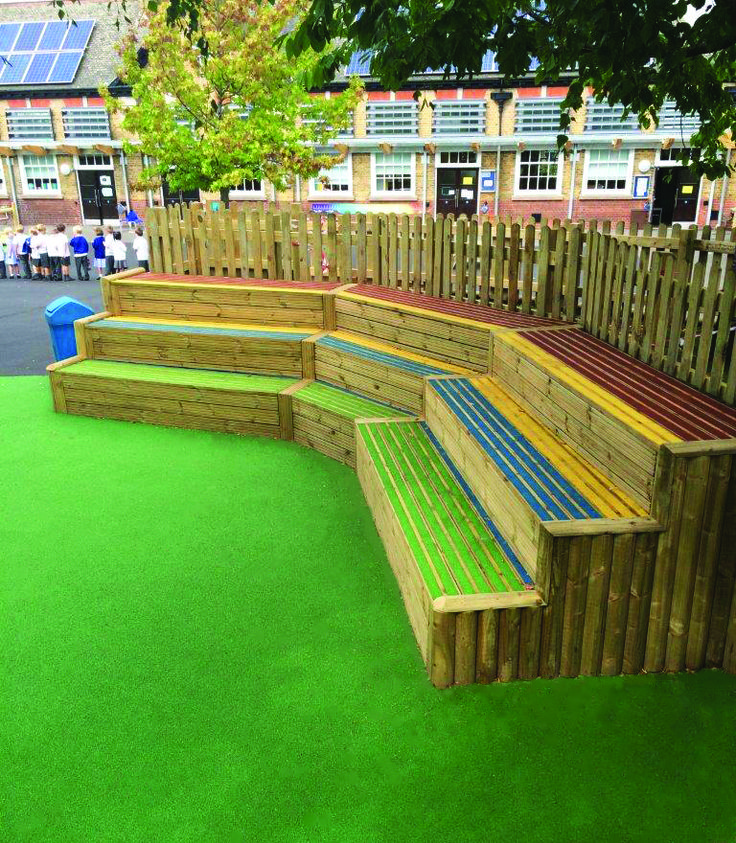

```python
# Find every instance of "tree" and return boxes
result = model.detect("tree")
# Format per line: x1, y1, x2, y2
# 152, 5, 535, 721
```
102, 0, 361, 203
280, 0, 736, 178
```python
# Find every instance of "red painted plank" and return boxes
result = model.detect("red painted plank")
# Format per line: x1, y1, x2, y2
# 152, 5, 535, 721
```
136, 273, 340, 290
520, 329, 736, 441
349, 285, 560, 328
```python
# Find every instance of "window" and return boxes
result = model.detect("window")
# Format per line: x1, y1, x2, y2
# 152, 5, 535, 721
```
0, 159, 7, 196
433, 100, 486, 135
309, 155, 353, 198
582, 149, 632, 194
20, 153, 60, 195
658, 101, 700, 135
229, 178, 265, 199
515, 149, 562, 194
301, 110, 354, 138
366, 101, 418, 136
62, 107, 111, 139
77, 153, 113, 169
438, 151, 478, 165
371, 152, 415, 196
515, 99, 565, 134
585, 99, 640, 133
5, 108, 54, 140
657, 147, 698, 165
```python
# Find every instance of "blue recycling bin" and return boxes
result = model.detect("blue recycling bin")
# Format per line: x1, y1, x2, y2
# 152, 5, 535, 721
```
45, 297, 94, 362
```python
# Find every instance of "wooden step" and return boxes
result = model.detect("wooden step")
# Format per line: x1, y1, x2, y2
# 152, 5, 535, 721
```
49, 359, 296, 438
291, 381, 411, 468
425, 376, 650, 575
81, 316, 311, 377
356, 419, 538, 686
104, 274, 329, 328
313, 330, 472, 413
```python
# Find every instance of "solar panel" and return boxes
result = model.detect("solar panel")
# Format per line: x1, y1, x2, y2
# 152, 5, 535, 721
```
24, 52, 58, 85
38, 21, 68, 51
62, 20, 94, 51
48, 50, 84, 84
0, 20, 94, 85
0, 23, 20, 53
0, 53, 30, 84
345, 51, 372, 76
480, 50, 497, 73
15, 22, 44, 52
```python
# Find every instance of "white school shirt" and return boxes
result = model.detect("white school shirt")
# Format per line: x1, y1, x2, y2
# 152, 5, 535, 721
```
132, 235, 149, 261
47, 233, 63, 258
13, 232, 25, 253
30, 234, 45, 259
103, 233, 115, 256
111, 239, 127, 262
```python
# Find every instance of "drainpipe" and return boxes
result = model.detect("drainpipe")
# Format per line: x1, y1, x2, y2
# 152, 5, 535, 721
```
422, 150, 428, 220
717, 148, 732, 226
120, 149, 131, 207
490, 91, 512, 218
294, 175, 301, 206
6, 156, 19, 224
567, 147, 578, 220
143, 154, 154, 207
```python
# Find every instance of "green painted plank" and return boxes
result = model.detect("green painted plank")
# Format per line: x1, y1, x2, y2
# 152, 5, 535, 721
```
63, 360, 295, 394
298, 382, 410, 420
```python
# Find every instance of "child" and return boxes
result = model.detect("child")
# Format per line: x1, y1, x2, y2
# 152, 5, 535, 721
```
112, 230, 127, 272
0, 234, 6, 280
92, 227, 106, 278
37, 224, 50, 279
70, 225, 90, 281
4, 226, 18, 278
131, 227, 149, 271
47, 225, 63, 281
103, 225, 115, 276
15, 226, 31, 279
117, 200, 128, 226
58, 224, 71, 281
29, 227, 43, 280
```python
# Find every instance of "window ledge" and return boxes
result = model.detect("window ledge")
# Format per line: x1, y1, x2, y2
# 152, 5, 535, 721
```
228, 193, 266, 200
369, 194, 417, 201
512, 193, 564, 201
308, 194, 354, 201
21, 192, 63, 199
578, 192, 633, 200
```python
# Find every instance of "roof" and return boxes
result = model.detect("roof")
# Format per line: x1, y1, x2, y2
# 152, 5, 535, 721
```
0, 0, 138, 95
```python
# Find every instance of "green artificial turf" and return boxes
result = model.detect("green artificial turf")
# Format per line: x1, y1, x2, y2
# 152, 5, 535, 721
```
2, 375, 736, 843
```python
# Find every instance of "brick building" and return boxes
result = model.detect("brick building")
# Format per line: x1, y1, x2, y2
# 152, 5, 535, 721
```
228, 56, 736, 228
0, 1, 148, 227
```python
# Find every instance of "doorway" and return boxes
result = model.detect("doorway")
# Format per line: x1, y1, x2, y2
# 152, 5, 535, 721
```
78, 169, 118, 225
653, 166, 700, 225
436, 168, 478, 217
162, 180, 200, 207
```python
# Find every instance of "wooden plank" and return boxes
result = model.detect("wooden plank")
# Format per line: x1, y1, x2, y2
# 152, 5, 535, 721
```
579, 533, 614, 675
693, 227, 725, 388
560, 535, 592, 677
380, 214, 390, 287
441, 215, 452, 299
277, 391, 294, 440
400, 214, 410, 291
564, 224, 581, 322
340, 212, 353, 285
264, 210, 277, 279
665, 454, 711, 671
497, 607, 521, 682
707, 468, 736, 665
387, 213, 398, 289
708, 249, 736, 397
616, 241, 638, 352
168, 204, 185, 275
518, 607, 542, 679
538, 530, 569, 678
145, 207, 162, 273
607, 241, 627, 346
326, 214, 338, 284
507, 222, 520, 312
368, 213, 380, 284
411, 215, 422, 293
249, 210, 263, 280
430, 610, 456, 688
479, 220, 491, 307
491, 221, 505, 309
551, 224, 567, 321
622, 531, 658, 674
311, 212, 323, 282
600, 533, 635, 676
297, 212, 309, 281
453, 611, 478, 685
159, 206, 174, 274
536, 225, 552, 318
432, 214, 443, 298
467, 217, 479, 305
280, 210, 293, 282
651, 253, 675, 371
455, 217, 466, 303
520, 223, 534, 314
356, 213, 367, 283
475, 608, 499, 683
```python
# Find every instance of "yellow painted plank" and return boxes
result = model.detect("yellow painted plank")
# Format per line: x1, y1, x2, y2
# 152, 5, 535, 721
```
113, 279, 328, 296
329, 329, 473, 375
470, 376, 648, 519
498, 333, 679, 446
101, 316, 317, 335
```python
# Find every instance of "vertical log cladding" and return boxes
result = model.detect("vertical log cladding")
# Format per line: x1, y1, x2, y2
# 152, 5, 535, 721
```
498, 608, 521, 682
601, 533, 636, 676
475, 609, 499, 684
707, 464, 736, 667
453, 612, 478, 686
538, 530, 570, 679
430, 611, 456, 688
622, 531, 658, 674
560, 536, 592, 677
580, 534, 614, 676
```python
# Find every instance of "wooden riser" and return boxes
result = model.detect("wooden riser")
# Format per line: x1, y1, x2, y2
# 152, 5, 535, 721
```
85, 324, 306, 378
105, 278, 326, 328
293, 401, 358, 468
492, 333, 659, 508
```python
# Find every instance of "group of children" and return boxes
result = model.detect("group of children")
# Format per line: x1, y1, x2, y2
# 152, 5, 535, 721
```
0, 224, 150, 282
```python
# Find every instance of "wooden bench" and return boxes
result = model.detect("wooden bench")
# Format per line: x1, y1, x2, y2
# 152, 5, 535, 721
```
425, 376, 650, 576
356, 418, 539, 686
311, 330, 471, 413
80, 316, 312, 377
48, 359, 296, 438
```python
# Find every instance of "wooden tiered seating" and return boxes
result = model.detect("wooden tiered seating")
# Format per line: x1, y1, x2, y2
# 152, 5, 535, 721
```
356, 419, 539, 686
81, 316, 311, 377
424, 375, 650, 575
311, 330, 471, 413
47, 270, 736, 688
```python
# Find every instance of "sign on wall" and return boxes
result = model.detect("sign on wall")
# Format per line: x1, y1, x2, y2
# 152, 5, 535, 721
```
633, 175, 650, 199
480, 170, 496, 192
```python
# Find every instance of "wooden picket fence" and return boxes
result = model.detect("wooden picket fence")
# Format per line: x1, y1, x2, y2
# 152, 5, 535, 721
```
145, 203, 736, 406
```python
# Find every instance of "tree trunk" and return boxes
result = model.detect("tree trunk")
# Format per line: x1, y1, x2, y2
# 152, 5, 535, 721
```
219, 186, 229, 209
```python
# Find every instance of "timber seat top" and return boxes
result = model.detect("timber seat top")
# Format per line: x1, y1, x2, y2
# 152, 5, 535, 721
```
62, 359, 297, 393
295, 381, 410, 420
358, 419, 534, 610
89, 317, 315, 341
513, 329, 736, 442
428, 376, 647, 522
342, 284, 563, 330
117, 273, 341, 291
316, 330, 472, 376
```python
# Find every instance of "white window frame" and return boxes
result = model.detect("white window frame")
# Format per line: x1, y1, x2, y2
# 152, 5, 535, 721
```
370, 152, 416, 199
580, 148, 634, 197
365, 101, 418, 137
513, 149, 564, 198
514, 98, 566, 135
655, 147, 696, 167
19, 153, 62, 198
0, 159, 8, 197
74, 153, 114, 170
229, 178, 266, 200
308, 153, 353, 199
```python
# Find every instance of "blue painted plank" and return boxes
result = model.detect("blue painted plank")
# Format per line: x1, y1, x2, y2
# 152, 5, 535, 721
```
318, 336, 450, 377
